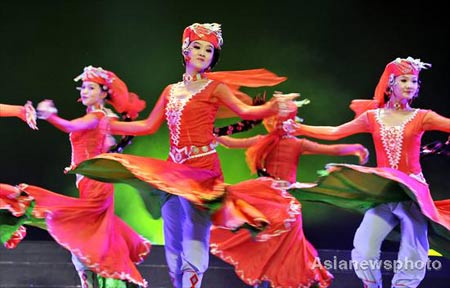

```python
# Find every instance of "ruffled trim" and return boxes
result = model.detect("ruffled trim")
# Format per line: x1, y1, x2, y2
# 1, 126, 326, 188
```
210, 244, 333, 288
256, 178, 302, 241
17, 183, 151, 288
0, 184, 34, 217
210, 178, 331, 288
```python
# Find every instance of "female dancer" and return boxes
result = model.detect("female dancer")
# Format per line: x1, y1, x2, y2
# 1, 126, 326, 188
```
72, 23, 294, 288
13, 66, 151, 288
211, 99, 368, 287
287, 57, 450, 288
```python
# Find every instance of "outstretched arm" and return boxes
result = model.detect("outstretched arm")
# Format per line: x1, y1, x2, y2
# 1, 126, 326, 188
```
289, 112, 371, 140
0, 104, 24, 118
37, 100, 101, 133
213, 84, 292, 120
104, 90, 167, 136
0, 102, 37, 130
301, 139, 369, 165
217, 135, 265, 149
423, 111, 450, 133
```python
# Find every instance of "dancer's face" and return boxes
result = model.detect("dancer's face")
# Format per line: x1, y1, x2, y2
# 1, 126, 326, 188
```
391, 74, 419, 101
79, 81, 107, 107
185, 40, 215, 72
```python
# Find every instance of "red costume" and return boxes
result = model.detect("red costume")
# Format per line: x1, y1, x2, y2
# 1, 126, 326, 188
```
211, 137, 335, 288
17, 110, 151, 287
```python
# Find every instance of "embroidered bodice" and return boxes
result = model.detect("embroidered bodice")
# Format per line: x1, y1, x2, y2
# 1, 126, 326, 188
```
368, 109, 427, 174
165, 80, 220, 148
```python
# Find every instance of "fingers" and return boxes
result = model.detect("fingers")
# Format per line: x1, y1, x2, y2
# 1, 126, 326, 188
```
273, 92, 300, 100
358, 148, 369, 165
24, 101, 38, 130
36, 100, 57, 120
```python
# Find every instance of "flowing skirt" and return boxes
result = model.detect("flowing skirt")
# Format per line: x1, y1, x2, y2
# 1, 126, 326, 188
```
210, 180, 333, 288
291, 163, 450, 258
0, 179, 151, 287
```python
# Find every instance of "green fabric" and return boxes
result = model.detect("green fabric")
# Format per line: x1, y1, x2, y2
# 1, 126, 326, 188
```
0, 202, 46, 244
291, 166, 450, 259
73, 159, 163, 219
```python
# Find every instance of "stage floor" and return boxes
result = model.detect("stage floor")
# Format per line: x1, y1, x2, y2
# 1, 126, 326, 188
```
1, 240, 448, 287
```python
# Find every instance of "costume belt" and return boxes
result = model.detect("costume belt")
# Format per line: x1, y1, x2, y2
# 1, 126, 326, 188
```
169, 141, 218, 164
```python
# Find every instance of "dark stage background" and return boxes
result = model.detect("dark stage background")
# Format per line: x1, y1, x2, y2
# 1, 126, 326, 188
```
1, 0, 449, 250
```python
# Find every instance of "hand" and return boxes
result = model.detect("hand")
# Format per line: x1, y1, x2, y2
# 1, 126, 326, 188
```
273, 91, 300, 117
36, 100, 58, 120
24, 101, 38, 130
282, 119, 300, 134
355, 145, 369, 165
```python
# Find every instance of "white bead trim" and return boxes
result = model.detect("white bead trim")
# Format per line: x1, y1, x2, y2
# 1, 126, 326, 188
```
375, 109, 419, 169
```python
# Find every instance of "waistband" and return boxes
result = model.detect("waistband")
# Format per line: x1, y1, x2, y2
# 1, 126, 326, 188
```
169, 141, 218, 164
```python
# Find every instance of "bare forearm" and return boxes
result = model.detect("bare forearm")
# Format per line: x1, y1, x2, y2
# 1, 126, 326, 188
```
46, 115, 81, 133
218, 135, 263, 148
334, 144, 363, 156
109, 119, 156, 136
295, 124, 344, 140
0, 104, 24, 119
238, 102, 277, 120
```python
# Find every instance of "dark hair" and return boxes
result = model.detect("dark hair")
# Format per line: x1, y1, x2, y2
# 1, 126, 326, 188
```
108, 113, 134, 153
182, 48, 221, 70
213, 93, 266, 136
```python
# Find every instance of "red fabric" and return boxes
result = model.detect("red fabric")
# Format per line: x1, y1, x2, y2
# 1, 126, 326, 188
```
353, 57, 429, 116
374, 58, 422, 105
4, 225, 26, 249
165, 81, 223, 151
19, 181, 151, 287
205, 69, 287, 118
210, 179, 333, 288
76, 67, 145, 120
0, 183, 33, 217
366, 109, 427, 174
11, 112, 151, 287
182, 23, 222, 49
303, 108, 450, 232
349, 99, 380, 118
69, 112, 108, 166
245, 103, 299, 175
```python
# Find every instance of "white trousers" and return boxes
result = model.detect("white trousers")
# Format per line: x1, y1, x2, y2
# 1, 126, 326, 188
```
162, 195, 211, 288
351, 201, 429, 288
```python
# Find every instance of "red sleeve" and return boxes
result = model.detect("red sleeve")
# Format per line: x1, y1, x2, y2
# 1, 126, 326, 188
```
422, 110, 450, 132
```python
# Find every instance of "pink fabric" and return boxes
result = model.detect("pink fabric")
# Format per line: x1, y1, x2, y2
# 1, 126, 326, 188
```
0, 183, 33, 217
15, 111, 151, 287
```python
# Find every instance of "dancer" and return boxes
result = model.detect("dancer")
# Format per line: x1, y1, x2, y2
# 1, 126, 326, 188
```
287, 57, 450, 288
12, 66, 151, 288
210, 99, 368, 287
72, 23, 294, 288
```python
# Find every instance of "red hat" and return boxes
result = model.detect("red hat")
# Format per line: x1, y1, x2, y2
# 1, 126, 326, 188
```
373, 57, 431, 106
350, 57, 431, 117
182, 23, 223, 53
74, 66, 145, 119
